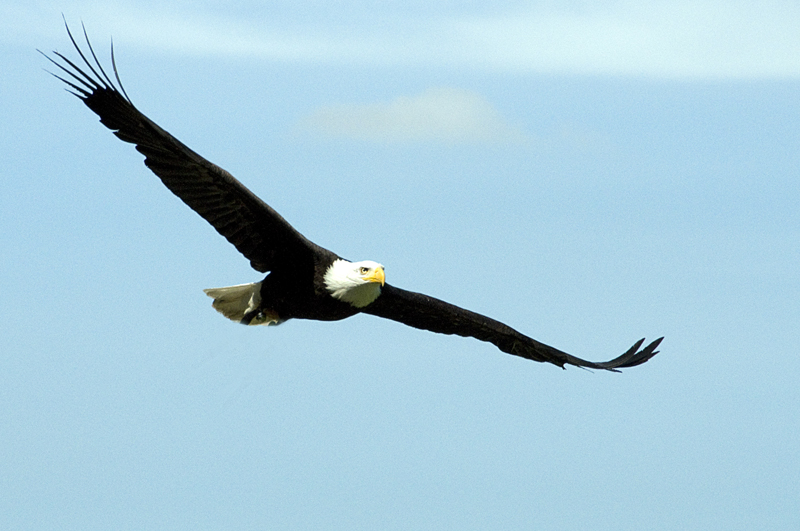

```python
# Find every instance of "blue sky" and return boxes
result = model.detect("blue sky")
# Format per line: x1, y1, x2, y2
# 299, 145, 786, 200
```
2, 1, 799, 529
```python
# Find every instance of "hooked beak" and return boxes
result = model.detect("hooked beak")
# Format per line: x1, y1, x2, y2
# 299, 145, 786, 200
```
363, 266, 385, 286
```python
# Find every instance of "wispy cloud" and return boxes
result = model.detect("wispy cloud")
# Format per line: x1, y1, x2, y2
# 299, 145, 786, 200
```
449, 2, 800, 78
295, 87, 525, 144
21, 0, 800, 79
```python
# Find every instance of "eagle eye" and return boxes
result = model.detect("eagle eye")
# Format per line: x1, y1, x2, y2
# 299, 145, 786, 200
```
359, 266, 370, 274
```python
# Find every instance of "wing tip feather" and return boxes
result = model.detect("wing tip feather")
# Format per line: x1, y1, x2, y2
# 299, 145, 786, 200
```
559, 336, 663, 372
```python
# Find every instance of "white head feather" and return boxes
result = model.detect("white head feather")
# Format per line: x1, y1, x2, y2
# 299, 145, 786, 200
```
324, 259, 385, 308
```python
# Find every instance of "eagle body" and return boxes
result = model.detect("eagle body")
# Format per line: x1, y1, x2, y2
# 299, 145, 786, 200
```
208, 257, 386, 326
43, 24, 662, 371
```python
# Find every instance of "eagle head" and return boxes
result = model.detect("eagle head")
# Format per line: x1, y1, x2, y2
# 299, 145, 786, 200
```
324, 259, 385, 308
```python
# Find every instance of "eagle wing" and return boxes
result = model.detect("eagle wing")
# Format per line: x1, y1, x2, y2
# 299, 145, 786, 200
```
42, 23, 316, 273
364, 284, 662, 370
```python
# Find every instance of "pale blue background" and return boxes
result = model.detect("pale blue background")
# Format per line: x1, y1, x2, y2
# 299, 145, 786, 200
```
2, 2, 798, 529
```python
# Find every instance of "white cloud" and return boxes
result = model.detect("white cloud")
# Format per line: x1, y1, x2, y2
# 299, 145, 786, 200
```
295, 87, 525, 144
449, 2, 800, 78
19, 0, 800, 79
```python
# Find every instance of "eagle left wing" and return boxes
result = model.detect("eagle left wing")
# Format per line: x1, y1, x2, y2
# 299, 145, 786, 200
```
363, 284, 662, 370
41, 22, 320, 273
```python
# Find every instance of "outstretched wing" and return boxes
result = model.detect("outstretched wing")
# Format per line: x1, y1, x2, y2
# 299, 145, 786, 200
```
41, 22, 318, 273
363, 284, 662, 370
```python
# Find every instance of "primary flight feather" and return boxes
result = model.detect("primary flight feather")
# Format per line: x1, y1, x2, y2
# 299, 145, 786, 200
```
43, 23, 662, 371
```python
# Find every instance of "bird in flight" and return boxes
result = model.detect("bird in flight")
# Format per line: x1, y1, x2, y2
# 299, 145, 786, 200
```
42, 22, 662, 371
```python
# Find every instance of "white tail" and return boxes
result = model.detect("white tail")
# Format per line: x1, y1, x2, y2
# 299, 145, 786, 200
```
203, 281, 280, 326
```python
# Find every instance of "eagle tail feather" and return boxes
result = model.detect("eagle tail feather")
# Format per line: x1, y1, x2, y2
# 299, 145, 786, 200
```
203, 282, 280, 326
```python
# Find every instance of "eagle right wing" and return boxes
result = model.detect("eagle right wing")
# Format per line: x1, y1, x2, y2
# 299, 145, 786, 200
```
363, 284, 662, 370
42, 22, 316, 273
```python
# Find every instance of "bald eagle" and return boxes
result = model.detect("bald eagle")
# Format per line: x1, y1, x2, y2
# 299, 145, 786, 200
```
42, 24, 662, 371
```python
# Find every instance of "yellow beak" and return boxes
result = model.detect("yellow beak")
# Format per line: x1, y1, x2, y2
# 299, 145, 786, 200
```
364, 266, 385, 286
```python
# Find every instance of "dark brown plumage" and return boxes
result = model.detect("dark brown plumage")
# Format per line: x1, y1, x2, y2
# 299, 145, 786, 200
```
42, 22, 663, 371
